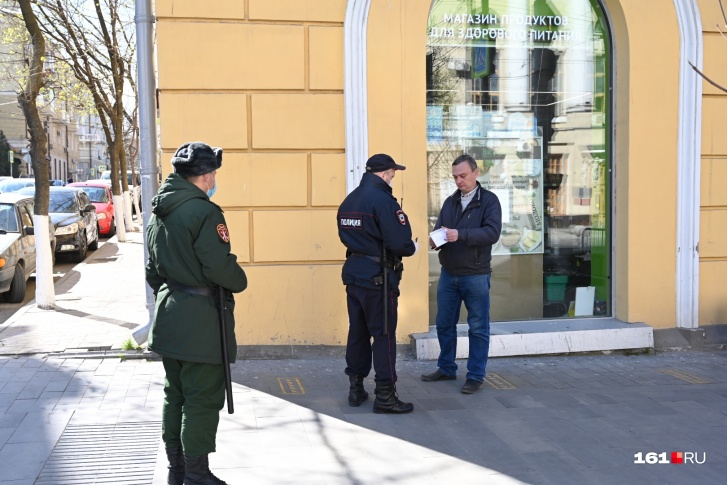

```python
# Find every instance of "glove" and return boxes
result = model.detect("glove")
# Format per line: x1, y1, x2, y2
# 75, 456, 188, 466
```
413, 240, 419, 254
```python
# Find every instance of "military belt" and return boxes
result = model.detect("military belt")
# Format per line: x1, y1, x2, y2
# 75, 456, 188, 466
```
348, 252, 396, 269
166, 278, 213, 297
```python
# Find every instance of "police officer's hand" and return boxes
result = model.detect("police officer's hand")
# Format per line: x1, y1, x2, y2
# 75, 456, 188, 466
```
443, 227, 459, 242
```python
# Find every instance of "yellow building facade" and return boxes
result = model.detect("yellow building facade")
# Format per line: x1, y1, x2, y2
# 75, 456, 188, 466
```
153, 0, 726, 354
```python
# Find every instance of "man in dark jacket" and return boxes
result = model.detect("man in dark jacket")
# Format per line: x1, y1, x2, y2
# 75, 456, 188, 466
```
337, 153, 418, 414
421, 154, 502, 394
146, 141, 247, 485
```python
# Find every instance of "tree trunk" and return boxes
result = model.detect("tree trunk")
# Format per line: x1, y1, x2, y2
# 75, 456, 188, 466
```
16, 0, 55, 309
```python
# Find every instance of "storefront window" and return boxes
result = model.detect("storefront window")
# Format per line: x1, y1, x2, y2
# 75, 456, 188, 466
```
426, 0, 611, 322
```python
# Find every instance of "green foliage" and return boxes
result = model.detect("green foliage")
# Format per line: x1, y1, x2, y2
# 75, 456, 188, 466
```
121, 337, 142, 351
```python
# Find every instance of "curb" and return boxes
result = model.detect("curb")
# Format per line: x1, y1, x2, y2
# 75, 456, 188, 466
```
45, 349, 160, 360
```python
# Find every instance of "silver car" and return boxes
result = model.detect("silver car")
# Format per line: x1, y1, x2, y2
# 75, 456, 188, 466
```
0, 193, 56, 303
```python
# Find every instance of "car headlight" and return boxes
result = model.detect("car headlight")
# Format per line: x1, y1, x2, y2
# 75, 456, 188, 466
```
55, 222, 79, 235
97, 213, 106, 220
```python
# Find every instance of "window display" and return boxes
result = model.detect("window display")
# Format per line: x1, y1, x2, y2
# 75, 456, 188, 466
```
426, 0, 611, 322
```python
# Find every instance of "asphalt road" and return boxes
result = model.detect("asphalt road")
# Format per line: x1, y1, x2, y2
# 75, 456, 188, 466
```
0, 239, 107, 324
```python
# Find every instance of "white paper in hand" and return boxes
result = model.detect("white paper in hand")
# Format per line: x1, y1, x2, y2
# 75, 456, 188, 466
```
429, 227, 448, 248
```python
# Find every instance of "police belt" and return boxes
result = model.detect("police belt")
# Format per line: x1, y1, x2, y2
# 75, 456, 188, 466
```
348, 252, 397, 269
166, 278, 213, 297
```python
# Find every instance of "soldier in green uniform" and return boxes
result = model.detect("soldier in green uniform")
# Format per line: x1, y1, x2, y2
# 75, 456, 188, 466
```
146, 141, 247, 485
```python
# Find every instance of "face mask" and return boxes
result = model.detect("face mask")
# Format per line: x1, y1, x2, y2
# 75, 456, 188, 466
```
206, 179, 217, 198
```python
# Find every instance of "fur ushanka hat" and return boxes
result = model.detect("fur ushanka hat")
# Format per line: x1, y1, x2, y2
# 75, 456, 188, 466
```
171, 141, 222, 176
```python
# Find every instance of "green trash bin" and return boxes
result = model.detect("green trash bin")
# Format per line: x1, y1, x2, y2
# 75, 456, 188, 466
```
544, 274, 568, 302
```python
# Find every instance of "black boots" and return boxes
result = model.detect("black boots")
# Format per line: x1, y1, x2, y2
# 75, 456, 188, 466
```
373, 382, 414, 414
348, 375, 369, 406
166, 447, 184, 485
183, 454, 227, 485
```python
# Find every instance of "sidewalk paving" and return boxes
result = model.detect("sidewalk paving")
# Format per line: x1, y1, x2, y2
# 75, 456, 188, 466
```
0, 231, 725, 484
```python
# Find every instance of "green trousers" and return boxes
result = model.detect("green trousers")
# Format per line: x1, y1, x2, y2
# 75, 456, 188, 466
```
162, 357, 225, 456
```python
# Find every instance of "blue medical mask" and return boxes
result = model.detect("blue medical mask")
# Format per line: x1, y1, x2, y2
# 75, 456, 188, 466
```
206, 179, 217, 198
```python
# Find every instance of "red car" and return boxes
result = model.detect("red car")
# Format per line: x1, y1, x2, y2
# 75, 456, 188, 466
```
67, 182, 116, 237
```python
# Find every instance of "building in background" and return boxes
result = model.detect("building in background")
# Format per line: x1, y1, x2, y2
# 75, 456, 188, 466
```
78, 115, 109, 181
0, 4, 87, 182
150, 0, 725, 356
44, 108, 80, 182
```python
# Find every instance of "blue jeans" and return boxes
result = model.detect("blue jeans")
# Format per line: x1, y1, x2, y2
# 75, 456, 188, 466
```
435, 269, 491, 382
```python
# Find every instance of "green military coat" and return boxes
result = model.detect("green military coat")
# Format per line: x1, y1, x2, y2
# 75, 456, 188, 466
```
146, 173, 247, 364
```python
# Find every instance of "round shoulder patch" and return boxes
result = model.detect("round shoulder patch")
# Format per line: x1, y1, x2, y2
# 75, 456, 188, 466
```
216, 224, 230, 243
396, 210, 407, 226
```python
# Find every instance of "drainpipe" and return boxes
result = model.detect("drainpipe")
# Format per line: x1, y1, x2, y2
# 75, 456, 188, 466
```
135, 0, 159, 324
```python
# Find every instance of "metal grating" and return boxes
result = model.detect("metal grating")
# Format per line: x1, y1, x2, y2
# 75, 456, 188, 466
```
35, 421, 161, 485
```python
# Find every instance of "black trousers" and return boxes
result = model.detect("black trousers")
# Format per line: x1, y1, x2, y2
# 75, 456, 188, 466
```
344, 284, 398, 384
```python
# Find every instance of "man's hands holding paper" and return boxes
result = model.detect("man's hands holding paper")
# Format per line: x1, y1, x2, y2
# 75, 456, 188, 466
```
443, 227, 459, 242
429, 227, 461, 249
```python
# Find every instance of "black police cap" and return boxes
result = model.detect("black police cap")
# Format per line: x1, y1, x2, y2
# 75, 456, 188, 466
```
365, 153, 406, 172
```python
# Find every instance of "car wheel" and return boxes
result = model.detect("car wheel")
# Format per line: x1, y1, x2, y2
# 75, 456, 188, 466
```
107, 217, 116, 237
88, 227, 99, 250
72, 233, 88, 263
5, 264, 26, 303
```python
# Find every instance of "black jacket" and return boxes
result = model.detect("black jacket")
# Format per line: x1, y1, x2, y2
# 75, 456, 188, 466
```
434, 183, 502, 275
337, 172, 416, 290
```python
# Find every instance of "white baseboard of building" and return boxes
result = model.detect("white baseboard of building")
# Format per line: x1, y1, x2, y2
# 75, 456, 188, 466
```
410, 319, 654, 360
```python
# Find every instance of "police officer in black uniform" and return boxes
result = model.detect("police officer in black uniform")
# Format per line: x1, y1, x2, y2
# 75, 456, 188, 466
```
337, 153, 418, 414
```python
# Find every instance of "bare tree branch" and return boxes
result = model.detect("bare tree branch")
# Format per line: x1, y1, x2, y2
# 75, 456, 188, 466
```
689, 61, 727, 94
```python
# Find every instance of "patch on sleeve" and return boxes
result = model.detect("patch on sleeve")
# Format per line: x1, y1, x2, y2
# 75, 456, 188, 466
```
339, 216, 363, 230
216, 224, 230, 243
396, 210, 407, 226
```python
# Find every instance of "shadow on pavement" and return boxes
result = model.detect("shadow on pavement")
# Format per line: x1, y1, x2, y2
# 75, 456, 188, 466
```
225, 352, 727, 484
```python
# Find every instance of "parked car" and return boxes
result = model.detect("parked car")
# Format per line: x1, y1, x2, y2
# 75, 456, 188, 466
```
0, 178, 35, 194
18, 186, 99, 262
0, 192, 57, 303
67, 182, 115, 237
99, 170, 142, 213
50, 179, 66, 187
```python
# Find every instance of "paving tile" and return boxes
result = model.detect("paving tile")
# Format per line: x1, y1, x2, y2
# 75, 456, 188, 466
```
415, 397, 467, 411
522, 450, 594, 484
494, 394, 546, 409
8, 410, 73, 444
0, 427, 13, 448
0, 382, 26, 394
0, 441, 55, 481
5, 400, 35, 414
